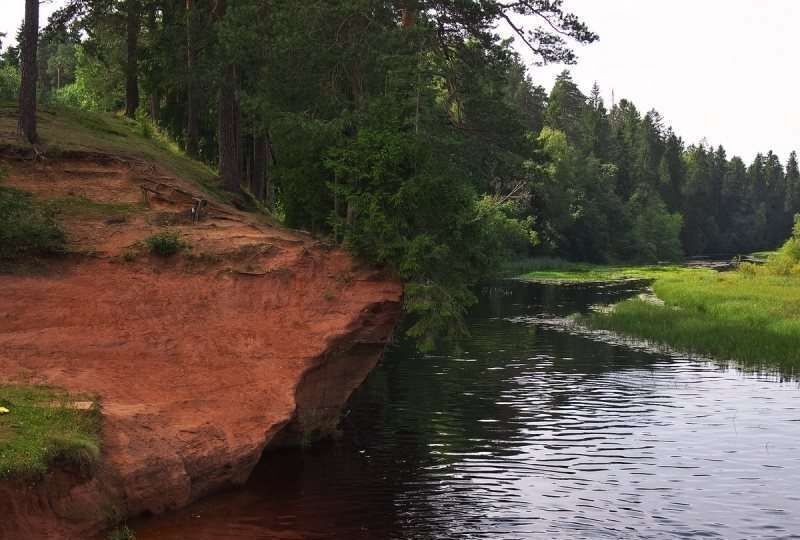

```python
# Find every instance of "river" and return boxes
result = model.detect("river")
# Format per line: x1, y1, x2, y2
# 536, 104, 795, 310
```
136, 280, 800, 539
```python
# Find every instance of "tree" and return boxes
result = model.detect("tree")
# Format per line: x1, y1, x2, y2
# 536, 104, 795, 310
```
47, 42, 77, 89
786, 151, 800, 217
17, 0, 39, 144
124, 0, 141, 117
184, 0, 200, 156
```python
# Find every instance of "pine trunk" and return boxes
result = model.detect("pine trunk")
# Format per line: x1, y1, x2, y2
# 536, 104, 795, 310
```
125, 0, 141, 118
218, 62, 241, 193
265, 132, 277, 210
17, 0, 39, 144
149, 91, 159, 122
251, 135, 267, 201
185, 0, 199, 156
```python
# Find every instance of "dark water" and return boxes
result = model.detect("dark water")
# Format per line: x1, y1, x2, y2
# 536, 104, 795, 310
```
136, 281, 800, 540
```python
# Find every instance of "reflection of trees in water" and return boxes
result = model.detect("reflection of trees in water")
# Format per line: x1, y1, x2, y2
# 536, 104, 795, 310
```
475, 280, 645, 320
338, 282, 683, 538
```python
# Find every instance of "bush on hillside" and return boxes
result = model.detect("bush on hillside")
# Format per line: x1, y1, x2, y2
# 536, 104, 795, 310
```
144, 230, 186, 256
0, 186, 66, 260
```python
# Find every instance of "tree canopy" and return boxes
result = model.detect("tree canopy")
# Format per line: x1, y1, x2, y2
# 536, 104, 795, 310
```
3, 0, 797, 347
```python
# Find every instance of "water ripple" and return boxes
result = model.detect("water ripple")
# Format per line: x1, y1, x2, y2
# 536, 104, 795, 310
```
136, 280, 800, 540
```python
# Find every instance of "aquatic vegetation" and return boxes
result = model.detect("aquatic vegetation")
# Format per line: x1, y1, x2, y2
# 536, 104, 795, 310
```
513, 257, 691, 284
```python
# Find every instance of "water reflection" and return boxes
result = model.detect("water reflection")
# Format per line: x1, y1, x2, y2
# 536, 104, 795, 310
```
136, 280, 800, 540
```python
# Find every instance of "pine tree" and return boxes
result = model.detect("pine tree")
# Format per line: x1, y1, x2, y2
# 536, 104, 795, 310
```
785, 151, 800, 217
17, 0, 39, 144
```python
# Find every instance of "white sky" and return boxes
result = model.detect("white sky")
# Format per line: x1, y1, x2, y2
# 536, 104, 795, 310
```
2, 0, 797, 162
510, 0, 800, 162
0, 1, 64, 45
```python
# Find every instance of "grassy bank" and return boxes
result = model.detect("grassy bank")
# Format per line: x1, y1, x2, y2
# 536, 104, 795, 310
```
512, 256, 800, 374
0, 102, 223, 201
0, 386, 101, 479
583, 270, 800, 373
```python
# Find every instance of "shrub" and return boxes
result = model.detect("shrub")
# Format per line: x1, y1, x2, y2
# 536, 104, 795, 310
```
0, 186, 66, 260
756, 214, 800, 277
0, 65, 20, 101
144, 231, 186, 256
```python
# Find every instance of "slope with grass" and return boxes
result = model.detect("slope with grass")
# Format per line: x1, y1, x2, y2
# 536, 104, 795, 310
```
0, 107, 402, 540
0, 102, 224, 201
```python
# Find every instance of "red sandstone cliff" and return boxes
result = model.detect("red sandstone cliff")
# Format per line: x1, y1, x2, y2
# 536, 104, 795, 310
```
0, 153, 402, 539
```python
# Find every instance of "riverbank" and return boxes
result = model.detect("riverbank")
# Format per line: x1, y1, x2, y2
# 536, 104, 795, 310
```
516, 258, 800, 375
0, 109, 402, 539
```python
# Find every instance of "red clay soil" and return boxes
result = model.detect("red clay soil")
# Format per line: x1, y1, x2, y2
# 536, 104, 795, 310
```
0, 154, 403, 539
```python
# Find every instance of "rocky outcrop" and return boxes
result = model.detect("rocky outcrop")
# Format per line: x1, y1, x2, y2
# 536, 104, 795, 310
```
0, 155, 402, 539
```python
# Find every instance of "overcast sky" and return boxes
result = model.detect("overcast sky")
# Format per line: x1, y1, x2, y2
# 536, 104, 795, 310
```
509, 0, 798, 162
2, 0, 797, 162
1, 1, 64, 45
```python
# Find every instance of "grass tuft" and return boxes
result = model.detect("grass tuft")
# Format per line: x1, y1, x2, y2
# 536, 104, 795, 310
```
0, 385, 101, 480
46, 196, 143, 221
144, 230, 187, 257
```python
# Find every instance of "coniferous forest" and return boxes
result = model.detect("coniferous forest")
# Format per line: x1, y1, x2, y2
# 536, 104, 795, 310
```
2, 0, 799, 344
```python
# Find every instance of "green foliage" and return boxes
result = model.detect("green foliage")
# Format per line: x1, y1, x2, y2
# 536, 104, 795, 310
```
0, 65, 20, 101
50, 46, 121, 111
144, 231, 186, 257
747, 214, 800, 276
531, 71, 799, 263
46, 196, 141, 220
325, 96, 536, 348
624, 189, 683, 262
0, 385, 101, 479
0, 186, 65, 260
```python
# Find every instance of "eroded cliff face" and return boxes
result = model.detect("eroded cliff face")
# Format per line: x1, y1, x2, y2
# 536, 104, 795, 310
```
0, 155, 402, 539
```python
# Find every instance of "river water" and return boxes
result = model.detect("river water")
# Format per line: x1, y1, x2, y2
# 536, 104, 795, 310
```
136, 280, 800, 539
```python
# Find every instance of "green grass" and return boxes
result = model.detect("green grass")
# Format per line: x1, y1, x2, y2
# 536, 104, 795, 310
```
46, 196, 143, 220
144, 230, 187, 256
512, 257, 687, 284
0, 385, 101, 479
584, 269, 800, 375
0, 185, 65, 260
0, 102, 226, 202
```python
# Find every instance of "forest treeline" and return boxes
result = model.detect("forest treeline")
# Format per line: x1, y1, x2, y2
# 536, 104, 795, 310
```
2, 0, 796, 345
